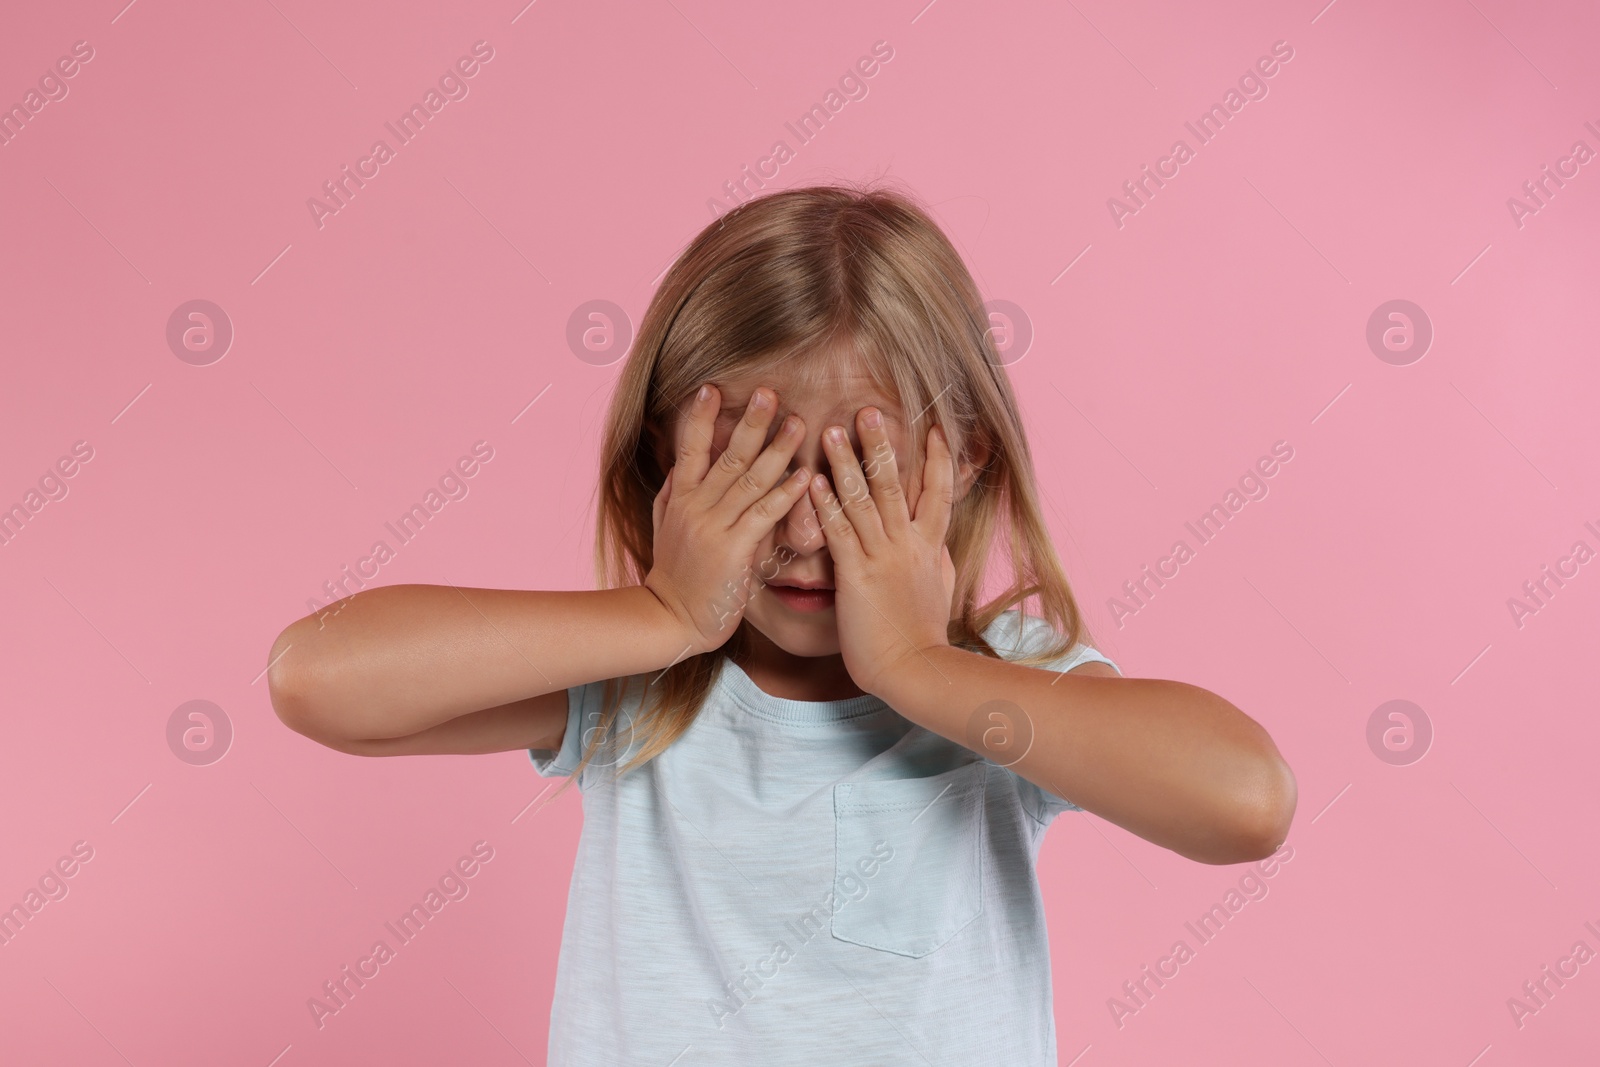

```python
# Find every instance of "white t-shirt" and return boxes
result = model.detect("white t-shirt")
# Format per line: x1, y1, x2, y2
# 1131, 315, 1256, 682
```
528, 609, 1119, 1065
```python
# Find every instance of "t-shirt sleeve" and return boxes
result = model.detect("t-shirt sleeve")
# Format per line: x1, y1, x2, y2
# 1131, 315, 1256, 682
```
527, 682, 596, 780
995, 613, 1122, 820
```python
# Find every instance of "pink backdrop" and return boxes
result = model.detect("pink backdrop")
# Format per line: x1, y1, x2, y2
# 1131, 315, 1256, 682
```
3, 0, 1597, 1063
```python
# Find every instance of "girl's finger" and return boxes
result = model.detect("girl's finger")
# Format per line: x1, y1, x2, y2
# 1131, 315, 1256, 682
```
856, 406, 910, 536
819, 423, 888, 553
673, 383, 720, 490
939, 544, 958, 620
711, 411, 806, 526
652, 465, 674, 532
733, 465, 813, 541
699, 387, 787, 508
912, 424, 956, 545
808, 473, 863, 558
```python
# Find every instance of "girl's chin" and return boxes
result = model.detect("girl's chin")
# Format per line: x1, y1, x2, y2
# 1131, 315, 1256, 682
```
744, 613, 840, 656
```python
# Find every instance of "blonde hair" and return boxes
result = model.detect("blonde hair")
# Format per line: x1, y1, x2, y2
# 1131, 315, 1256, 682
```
558, 179, 1092, 792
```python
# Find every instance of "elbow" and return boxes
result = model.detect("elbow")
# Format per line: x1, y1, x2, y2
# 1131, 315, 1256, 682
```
1184, 747, 1297, 866
266, 620, 336, 744
1231, 752, 1298, 863
268, 616, 388, 755
266, 624, 310, 733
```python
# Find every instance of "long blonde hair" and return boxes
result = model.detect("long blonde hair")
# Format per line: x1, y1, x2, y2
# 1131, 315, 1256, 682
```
560, 179, 1092, 791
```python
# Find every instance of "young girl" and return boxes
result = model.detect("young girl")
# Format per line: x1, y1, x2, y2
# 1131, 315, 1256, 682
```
268, 183, 1296, 1065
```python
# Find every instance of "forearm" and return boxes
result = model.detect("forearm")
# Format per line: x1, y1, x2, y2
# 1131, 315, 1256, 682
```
317, 695, 568, 757
267, 583, 689, 743
873, 646, 1297, 864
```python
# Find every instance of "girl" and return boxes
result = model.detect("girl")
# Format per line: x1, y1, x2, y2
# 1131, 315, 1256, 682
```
268, 183, 1296, 1065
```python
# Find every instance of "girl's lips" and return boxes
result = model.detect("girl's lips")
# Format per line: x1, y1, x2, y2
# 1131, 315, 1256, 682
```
768, 585, 835, 613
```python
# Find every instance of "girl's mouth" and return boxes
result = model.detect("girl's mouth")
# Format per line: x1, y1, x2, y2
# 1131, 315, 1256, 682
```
767, 584, 835, 613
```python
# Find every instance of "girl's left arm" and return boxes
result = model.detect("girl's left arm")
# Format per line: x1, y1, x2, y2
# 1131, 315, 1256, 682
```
809, 410, 1296, 867
870, 651, 1297, 865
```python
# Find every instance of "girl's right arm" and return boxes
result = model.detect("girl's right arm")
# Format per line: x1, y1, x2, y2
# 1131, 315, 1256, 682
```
267, 382, 813, 758
266, 584, 693, 756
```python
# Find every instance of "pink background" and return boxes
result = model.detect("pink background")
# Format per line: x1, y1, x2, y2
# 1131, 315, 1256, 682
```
3, 0, 1597, 1063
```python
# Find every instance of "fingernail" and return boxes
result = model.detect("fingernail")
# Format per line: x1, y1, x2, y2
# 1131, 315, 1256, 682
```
863, 408, 882, 428
697, 385, 711, 402
827, 426, 845, 444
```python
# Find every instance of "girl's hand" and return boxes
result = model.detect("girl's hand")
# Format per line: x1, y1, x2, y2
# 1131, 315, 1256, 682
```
809, 411, 957, 698
643, 383, 812, 657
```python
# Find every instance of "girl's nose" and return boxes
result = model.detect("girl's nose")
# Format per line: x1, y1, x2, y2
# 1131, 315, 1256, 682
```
777, 470, 827, 556
777, 433, 830, 556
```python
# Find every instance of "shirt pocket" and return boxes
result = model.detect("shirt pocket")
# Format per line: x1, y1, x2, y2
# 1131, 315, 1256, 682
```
830, 760, 987, 959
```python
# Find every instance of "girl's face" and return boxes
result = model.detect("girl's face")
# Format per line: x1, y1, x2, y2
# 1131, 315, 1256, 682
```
663, 367, 929, 660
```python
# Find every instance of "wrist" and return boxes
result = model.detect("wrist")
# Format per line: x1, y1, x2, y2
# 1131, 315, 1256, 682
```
634, 579, 713, 663
866, 639, 955, 703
